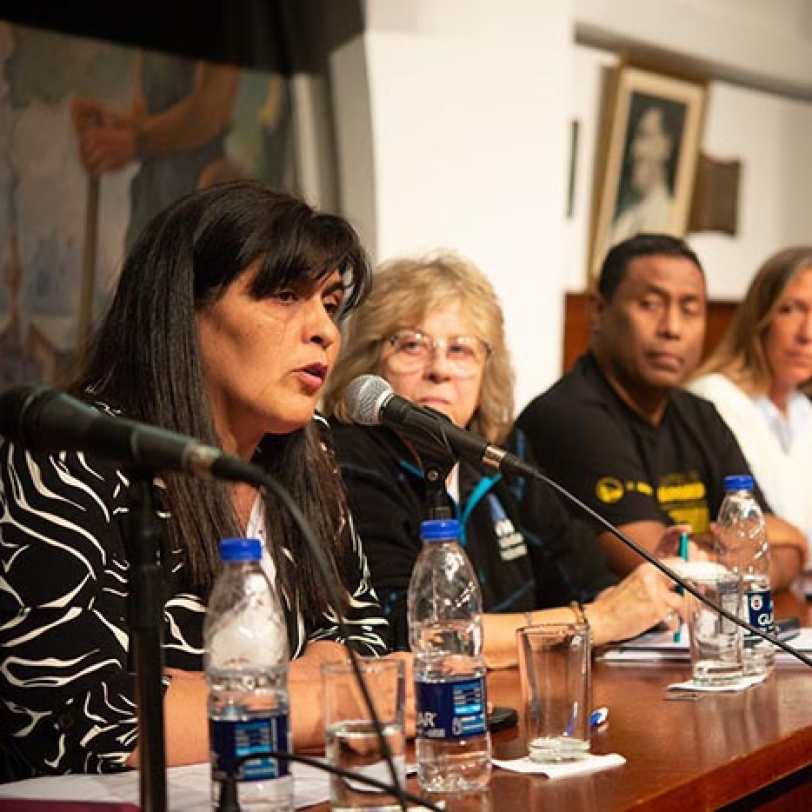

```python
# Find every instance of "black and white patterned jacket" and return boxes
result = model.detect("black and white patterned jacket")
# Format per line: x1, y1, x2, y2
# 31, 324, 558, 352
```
0, 428, 388, 779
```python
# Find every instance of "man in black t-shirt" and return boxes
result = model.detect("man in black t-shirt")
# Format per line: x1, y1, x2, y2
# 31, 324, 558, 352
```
517, 234, 806, 589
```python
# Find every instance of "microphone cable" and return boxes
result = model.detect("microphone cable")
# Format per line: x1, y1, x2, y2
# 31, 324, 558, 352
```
218, 750, 433, 812
238, 466, 444, 812
527, 466, 812, 668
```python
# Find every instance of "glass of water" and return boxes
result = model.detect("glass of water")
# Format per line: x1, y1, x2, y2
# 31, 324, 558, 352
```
322, 658, 406, 811
517, 622, 592, 762
685, 563, 744, 686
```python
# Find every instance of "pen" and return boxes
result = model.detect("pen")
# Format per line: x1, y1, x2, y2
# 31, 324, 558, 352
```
590, 706, 609, 729
674, 531, 689, 643
565, 706, 609, 735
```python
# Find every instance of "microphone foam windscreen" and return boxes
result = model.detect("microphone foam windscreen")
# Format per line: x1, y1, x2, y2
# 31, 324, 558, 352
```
344, 374, 391, 425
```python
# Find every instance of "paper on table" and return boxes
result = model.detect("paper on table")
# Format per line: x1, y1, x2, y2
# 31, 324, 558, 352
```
0, 761, 331, 810
667, 672, 768, 693
776, 627, 812, 663
0, 759, 420, 810
600, 627, 812, 665
493, 753, 626, 778
599, 627, 689, 663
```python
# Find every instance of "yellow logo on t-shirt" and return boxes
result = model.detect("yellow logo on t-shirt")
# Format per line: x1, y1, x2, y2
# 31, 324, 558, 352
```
657, 481, 707, 504
595, 477, 624, 504
596, 477, 654, 503
658, 474, 710, 533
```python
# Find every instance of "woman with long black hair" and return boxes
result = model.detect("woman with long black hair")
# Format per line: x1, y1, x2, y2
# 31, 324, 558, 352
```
0, 180, 390, 779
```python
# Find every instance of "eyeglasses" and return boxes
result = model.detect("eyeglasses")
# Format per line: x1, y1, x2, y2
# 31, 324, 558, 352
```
385, 331, 491, 377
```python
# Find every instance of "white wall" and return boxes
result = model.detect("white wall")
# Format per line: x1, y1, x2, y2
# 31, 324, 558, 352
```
575, 0, 812, 98
346, 0, 575, 410
330, 0, 812, 412
690, 85, 812, 298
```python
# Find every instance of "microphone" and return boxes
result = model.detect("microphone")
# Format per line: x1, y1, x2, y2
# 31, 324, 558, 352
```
345, 374, 537, 479
0, 386, 263, 485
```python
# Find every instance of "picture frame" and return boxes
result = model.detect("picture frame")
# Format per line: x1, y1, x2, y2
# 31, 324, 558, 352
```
588, 62, 708, 285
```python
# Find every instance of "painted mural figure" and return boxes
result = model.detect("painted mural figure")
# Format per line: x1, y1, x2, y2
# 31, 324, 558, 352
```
71, 52, 241, 249
0, 22, 295, 386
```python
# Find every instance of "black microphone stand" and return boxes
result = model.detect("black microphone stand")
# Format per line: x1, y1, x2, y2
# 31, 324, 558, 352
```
124, 468, 167, 812
424, 459, 454, 521
397, 430, 457, 522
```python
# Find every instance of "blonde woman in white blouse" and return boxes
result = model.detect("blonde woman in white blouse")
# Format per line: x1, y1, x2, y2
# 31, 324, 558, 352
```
689, 246, 812, 574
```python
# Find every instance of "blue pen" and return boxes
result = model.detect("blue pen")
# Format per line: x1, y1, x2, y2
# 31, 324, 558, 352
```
590, 707, 609, 729
674, 532, 690, 643
564, 706, 608, 735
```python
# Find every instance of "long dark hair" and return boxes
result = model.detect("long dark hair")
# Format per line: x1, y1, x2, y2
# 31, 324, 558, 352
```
69, 180, 372, 623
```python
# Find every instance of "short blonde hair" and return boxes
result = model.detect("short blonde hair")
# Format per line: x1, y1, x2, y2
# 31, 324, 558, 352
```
323, 251, 516, 444
694, 246, 812, 393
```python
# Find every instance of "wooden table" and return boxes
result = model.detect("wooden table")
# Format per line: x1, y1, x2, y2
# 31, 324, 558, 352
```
0, 597, 807, 811
478, 589, 812, 811
392, 590, 812, 812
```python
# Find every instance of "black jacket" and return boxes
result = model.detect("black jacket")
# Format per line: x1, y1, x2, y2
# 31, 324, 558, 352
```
330, 421, 618, 650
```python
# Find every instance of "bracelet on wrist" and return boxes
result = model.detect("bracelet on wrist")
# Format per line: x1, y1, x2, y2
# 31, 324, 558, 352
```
569, 600, 590, 634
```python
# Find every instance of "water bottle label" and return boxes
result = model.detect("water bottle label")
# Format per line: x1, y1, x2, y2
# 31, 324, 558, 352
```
743, 588, 774, 642
416, 675, 487, 740
210, 712, 290, 781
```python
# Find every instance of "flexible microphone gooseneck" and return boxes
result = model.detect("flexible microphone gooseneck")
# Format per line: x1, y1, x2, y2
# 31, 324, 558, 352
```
0, 386, 431, 812
0, 386, 261, 483
244, 468, 421, 812
344, 374, 812, 669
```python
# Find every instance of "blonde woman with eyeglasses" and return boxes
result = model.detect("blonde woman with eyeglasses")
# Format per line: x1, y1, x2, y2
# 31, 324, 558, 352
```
322, 251, 687, 668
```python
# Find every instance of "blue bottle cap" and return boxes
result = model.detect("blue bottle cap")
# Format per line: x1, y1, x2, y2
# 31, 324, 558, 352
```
219, 537, 263, 562
723, 474, 754, 492
420, 519, 461, 541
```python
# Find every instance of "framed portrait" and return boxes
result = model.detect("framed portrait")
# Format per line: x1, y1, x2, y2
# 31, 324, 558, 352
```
588, 63, 708, 284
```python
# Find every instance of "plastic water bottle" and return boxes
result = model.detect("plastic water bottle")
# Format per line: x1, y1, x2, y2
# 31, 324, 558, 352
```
407, 518, 491, 793
204, 538, 293, 812
716, 475, 775, 676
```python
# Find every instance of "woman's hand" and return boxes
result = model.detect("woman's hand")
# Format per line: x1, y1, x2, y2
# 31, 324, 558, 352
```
288, 640, 346, 751
587, 561, 684, 645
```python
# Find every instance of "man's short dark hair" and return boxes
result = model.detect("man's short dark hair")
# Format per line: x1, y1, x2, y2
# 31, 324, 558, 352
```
598, 233, 704, 301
